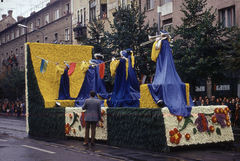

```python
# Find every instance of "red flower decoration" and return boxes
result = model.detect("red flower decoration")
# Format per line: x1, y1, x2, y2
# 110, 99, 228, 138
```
225, 115, 230, 121
65, 123, 71, 134
226, 121, 231, 127
214, 108, 219, 114
69, 114, 72, 118
209, 126, 215, 132
223, 110, 228, 115
73, 129, 76, 133
177, 116, 183, 121
212, 115, 217, 123
99, 122, 103, 128
101, 110, 105, 116
225, 107, 229, 112
169, 128, 182, 144
185, 133, 190, 140
100, 118, 103, 122
219, 108, 224, 114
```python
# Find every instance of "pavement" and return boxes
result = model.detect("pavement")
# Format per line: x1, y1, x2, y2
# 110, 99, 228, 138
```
1, 112, 240, 161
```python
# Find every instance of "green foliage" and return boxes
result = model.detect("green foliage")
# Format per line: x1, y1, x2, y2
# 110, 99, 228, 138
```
220, 26, 240, 73
216, 127, 221, 135
193, 128, 197, 134
0, 68, 25, 101
107, 108, 169, 152
27, 45, 65, 139
179, 115, 193, 132
70, 112, 79, 127
106, 0, 158, 78
172, 0, 228, 87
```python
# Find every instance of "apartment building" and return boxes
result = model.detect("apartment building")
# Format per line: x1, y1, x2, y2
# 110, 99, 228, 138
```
142, 0, 239, 34
72, 0, 131, 45
0, 0, 72, 71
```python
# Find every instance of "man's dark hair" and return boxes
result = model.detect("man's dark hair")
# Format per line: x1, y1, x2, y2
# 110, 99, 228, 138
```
90, 91, 96, 97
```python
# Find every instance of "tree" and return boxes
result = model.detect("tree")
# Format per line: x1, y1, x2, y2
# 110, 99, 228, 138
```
221, 26, 240, 73
172, 0, 228, 94
106, 0, 158, 78
0, 68, 25, 101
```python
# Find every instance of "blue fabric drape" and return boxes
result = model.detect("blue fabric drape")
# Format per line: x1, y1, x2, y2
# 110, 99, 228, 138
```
58, 69, 71, 100
75, 60, 108, 107
107, 59, 139, 107
127, 56, 140, 99
148, 39, 192, 117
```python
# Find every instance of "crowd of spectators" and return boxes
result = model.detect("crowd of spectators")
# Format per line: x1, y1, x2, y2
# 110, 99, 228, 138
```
0, 100, 25, 117
193, 96, 240, 127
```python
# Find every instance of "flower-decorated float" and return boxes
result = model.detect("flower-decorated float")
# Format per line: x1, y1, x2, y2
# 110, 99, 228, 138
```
26, 32, 233, 152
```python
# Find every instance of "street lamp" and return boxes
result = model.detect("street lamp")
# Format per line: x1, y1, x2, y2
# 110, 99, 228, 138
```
18, 24, 44, 43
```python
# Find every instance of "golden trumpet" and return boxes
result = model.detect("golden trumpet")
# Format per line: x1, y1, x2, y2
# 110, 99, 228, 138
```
148, 34, 161, 40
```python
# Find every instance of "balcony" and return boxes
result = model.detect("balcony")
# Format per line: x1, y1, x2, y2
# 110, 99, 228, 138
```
73, 26, 87, 40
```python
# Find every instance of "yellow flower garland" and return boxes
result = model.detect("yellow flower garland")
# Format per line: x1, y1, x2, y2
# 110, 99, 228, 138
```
28, 43, 93, 108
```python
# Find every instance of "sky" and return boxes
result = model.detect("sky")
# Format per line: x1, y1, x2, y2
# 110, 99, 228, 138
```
0, 0, 50, 21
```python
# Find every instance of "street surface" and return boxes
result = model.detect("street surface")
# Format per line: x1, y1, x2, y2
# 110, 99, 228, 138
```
0, 115, 240, 161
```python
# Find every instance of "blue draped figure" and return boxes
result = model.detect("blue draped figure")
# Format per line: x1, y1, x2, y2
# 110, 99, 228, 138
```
75, 53, 108, 107
56, 63, 71, 100
107, 49, 139, 107
148, 31, 193, 117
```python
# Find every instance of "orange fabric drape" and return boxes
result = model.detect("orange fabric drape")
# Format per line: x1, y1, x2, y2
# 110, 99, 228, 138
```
99, 63, 105, 79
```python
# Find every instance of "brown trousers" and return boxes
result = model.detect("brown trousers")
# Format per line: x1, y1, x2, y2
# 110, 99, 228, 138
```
85, 121, 97, 143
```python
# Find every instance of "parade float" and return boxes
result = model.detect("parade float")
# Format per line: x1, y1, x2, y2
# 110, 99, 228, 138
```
25, 32, 234, 152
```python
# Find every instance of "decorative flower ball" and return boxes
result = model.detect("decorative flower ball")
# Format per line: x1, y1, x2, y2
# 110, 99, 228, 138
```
226, 121, 231, 127
209, 126, 215, 132
169, 130, 175, 136
214, 108, 219, 114
69, 114, 72, 119
73, 129, 76, 133
225, 107, 229, 112
185, 133, 190, 140
219, 108, 224, 114
177, 116, 183, 121
225, 115, 230, 121
212, 115, 217, 123
99, 122, 103, 128
101, 110, 105, 116
223, 110, 228, 115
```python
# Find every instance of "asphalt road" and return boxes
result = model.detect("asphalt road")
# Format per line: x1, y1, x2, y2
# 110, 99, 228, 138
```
0, 115, 240, 161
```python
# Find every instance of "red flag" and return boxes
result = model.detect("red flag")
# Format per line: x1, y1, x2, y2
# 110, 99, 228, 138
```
99, 63, 105, 79
68, 63, 76, 76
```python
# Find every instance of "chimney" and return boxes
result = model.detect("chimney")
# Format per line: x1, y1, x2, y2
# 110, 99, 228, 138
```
8, 10, 13, 17
2, 14, 7, 20
30, 11, 35, 16
17, 16, 24, 22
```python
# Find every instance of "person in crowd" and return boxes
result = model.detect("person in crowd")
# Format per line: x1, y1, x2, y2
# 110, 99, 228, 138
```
193, 96, 197, 106
210, 95, 216, 105
219, 97, 223, 103
200, 99, 205, 106
17, 101, 21, 117
225, 98, 231, 108
223, 97, 227, 103
196, 96, 202, 106
233, 103, 239, 127
215, 98, 221, 105
82, 91, 101, 146
205, 98, 210, 106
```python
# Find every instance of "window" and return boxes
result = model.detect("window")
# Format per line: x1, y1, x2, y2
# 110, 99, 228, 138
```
16, 28, 19, 37
89, 0, 96, 21
81, 9, 83, 23
54, 33, 58, 43
2, 36, 5, 43
6, 34, 9, 42
84, 8, 86, 25
55, 9, 59, 20
37, 18, 40, 28
101, 0, 107, 18
65, 28, 69, 41
77, 10, 80, 22
162, 0, 172, 4
45, 37, 48, 43
16, 48, 18, 56
22, 28, 25, 35
30, 23, 33, 31
11, 31, 14, 40
21, 46, 24, 60
146, 0, 154, 10
219, 6, 235, 27
45, 14, 49, 24
118, 0, 131, 7
65, 3, 70, 13
37, 40, 39, 43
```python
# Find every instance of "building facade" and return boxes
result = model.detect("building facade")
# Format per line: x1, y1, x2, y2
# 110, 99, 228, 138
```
0, 0, 72, 71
